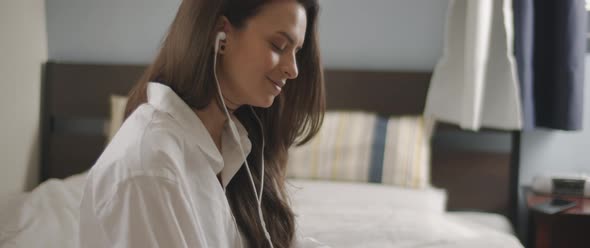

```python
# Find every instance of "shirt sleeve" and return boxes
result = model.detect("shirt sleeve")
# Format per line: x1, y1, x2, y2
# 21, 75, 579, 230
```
95, 175, 209, 248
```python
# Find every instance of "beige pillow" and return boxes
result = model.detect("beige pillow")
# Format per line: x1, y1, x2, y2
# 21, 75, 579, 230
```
106, 95, 128, 143
287, 111, 378, 183
381, 115, 435, 188
287, 112, 435, 189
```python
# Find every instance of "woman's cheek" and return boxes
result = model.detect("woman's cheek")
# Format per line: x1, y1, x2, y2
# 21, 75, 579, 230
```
263, 45, 281, 67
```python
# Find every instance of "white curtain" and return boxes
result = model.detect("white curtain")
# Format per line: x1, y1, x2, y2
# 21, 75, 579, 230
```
425, 0, 522, 131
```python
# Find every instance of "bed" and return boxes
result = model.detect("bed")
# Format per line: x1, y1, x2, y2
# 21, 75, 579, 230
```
0, 62, 524, 247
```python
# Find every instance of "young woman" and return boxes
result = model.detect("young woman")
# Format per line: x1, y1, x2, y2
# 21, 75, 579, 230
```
79, 0, 327, 247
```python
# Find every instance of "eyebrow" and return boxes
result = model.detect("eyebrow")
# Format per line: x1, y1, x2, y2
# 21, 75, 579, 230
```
277, 31, 302, 50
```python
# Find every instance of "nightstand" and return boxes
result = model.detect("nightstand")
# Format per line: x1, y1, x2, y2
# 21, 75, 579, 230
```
525, 188, 590, 248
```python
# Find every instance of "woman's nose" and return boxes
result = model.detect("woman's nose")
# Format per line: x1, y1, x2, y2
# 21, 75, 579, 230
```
281, 55, 298, 80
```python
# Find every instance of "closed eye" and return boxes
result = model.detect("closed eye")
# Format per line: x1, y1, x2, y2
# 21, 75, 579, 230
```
271, 43, 285, 53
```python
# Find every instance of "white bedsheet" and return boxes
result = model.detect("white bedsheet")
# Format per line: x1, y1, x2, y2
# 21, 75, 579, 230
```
288, 180, 522, 248
0, 174, 523, 248
0, 173, 86, 248
446, 211, 515, 235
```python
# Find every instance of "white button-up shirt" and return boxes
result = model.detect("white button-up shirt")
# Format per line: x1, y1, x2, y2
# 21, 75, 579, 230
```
79, 82, 328, 248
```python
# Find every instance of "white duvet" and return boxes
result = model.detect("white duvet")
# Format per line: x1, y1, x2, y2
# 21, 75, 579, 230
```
0, 173, 523, 248
288, 180, 523, 248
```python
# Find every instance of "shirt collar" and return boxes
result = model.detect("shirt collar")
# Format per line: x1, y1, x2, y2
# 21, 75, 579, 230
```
146, 82, 252, 189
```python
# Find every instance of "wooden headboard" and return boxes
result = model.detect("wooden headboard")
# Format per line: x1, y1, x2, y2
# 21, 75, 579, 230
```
40, 62, 519, 221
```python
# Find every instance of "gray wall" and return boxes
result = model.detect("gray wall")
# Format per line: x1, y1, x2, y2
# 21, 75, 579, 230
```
46, 0, 448, 70
318, 0, 448, 70
46, 0, 180, 64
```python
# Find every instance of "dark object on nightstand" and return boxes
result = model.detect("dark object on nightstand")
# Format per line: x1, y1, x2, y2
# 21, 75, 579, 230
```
531, 198, 577, 215
525, 187, 590, 248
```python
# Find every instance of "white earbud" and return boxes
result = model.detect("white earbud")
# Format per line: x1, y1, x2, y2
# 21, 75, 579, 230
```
215, 31, 226, 54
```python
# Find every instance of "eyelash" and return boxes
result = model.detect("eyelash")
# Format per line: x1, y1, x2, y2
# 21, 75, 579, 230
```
271, 43, 284, 53
271, 42, 301, 55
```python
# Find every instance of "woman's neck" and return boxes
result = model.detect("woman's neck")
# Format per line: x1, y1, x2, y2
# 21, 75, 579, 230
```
193, 100, 238, 152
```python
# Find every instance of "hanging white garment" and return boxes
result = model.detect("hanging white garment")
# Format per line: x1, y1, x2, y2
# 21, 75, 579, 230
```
425, 0, 522, 131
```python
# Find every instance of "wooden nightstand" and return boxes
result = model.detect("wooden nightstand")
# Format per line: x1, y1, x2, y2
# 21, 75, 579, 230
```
525, 188, 590, 248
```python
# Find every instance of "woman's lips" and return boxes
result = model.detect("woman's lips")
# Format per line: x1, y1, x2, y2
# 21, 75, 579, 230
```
267, 77, 284, 94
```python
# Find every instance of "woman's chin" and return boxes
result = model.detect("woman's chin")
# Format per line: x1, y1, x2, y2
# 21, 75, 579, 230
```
252, 96, 276, 108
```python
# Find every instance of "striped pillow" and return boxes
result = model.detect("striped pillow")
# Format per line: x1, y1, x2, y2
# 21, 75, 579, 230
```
286, 111, 434, 189
381, 115, 435, 188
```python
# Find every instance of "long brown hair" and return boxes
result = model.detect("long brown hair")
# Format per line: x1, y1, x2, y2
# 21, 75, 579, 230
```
124, 0, 324, 247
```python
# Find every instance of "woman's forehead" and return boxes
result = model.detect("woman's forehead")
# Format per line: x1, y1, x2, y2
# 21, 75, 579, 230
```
247, 1, 307, 46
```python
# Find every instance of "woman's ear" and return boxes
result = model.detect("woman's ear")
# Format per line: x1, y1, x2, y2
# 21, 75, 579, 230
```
216, 16, 232, 54
216, 16, 232, 37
